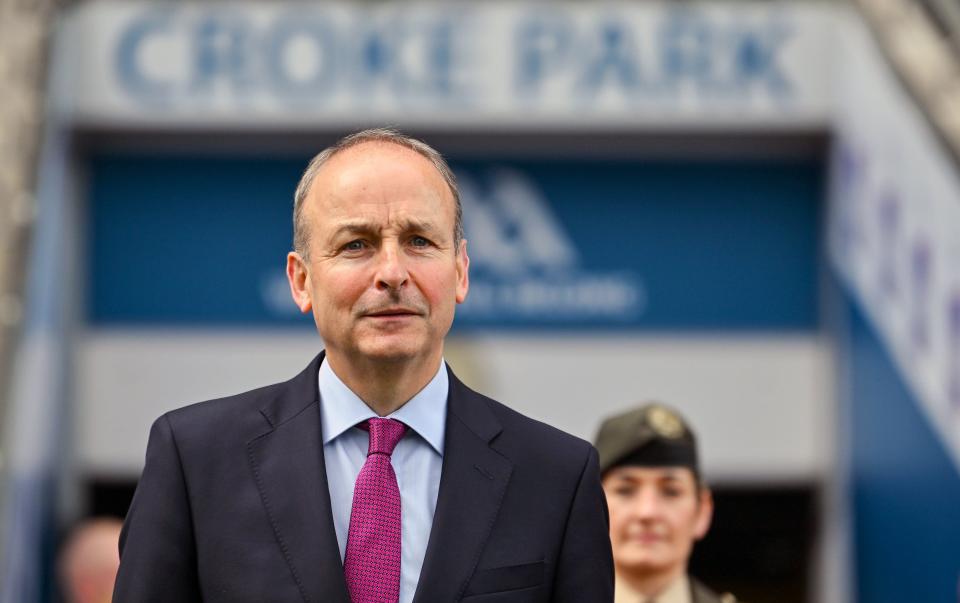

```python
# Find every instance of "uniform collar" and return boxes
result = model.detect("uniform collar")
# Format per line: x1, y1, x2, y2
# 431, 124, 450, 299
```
614, 573, 691, 603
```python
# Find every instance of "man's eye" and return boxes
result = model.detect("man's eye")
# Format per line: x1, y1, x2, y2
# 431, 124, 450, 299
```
410, 236, 431, 248
343, 240, 366, 252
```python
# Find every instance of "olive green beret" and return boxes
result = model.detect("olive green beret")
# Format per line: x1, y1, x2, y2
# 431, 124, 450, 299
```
593, 403, 699, 476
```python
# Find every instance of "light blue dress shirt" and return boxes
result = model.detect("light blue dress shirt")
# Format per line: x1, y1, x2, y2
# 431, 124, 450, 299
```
318, 359, 446, 603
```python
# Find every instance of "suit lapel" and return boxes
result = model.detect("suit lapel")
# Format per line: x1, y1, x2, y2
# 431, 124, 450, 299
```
247, 353, 350, 603
413, 368, 514, 603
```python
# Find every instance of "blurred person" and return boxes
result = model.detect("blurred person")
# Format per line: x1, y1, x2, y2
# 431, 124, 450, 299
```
594, 404, 738, 603
57, 517, 122, 603
113, 128, 613, 603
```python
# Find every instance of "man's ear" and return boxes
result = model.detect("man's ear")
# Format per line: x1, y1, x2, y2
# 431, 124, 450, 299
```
693, 486, 714, 541
286, 251, 312, 313
455, 239, 470, 304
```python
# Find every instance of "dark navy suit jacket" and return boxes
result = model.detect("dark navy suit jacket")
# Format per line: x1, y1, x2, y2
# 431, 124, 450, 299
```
113, 353, 614, 602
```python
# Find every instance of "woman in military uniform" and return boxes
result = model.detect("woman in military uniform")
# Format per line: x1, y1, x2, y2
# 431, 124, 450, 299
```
594, 403, 739, 603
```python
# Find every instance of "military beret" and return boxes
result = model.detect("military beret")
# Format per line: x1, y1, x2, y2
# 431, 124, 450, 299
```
593, 403, 700, 477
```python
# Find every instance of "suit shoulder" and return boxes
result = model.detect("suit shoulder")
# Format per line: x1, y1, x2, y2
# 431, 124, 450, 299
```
165, 380, 285, 424
159, 371, 313, 451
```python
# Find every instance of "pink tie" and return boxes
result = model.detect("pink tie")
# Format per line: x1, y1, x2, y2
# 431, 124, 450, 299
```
343, 418, 408, 603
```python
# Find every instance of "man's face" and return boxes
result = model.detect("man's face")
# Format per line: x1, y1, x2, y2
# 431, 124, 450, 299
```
602, 466, 712, 577
287, 142, 469, 367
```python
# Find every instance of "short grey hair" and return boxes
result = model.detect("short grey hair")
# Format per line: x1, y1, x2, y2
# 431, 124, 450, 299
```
292, 127, 463, 258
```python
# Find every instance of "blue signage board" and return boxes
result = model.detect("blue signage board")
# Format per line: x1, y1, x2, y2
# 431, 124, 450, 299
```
87, 155, 821, 330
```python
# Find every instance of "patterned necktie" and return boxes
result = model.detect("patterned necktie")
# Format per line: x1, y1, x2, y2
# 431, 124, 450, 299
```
343, 417, 408, 603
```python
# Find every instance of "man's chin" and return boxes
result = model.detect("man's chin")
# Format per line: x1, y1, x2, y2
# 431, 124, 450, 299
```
354, 338, 430, 364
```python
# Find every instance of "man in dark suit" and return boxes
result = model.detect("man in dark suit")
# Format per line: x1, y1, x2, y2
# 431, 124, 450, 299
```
113, 128, 614, 602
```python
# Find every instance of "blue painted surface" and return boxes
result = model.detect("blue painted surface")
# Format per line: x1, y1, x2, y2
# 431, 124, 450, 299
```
87, 155, 821, 329
87, 156, 303, 325
467, 160, 822, 329
846, 300, 960, 603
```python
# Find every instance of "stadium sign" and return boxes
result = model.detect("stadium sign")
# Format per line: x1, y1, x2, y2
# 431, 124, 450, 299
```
59, 1, 839, 128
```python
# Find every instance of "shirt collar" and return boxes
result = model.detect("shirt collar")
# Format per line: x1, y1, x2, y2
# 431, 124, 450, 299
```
318, 358, 448, 455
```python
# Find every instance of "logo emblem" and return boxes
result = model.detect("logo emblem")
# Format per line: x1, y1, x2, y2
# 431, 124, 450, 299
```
647, 406, 685, 439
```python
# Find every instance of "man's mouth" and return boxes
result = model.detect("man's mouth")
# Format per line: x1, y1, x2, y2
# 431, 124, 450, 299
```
364, 308, 421, 318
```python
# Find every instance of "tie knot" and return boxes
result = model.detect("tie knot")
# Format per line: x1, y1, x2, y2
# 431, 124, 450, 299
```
362, 418, 407, 456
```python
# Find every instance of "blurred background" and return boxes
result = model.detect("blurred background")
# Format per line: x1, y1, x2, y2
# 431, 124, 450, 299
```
1, 0, 959, 601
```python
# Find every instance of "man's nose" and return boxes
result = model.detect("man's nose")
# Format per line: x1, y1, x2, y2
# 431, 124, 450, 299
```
374, 244, 409, 291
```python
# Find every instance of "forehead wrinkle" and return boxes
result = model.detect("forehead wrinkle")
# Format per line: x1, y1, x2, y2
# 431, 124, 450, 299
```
328, 220, 379, 240
326, 216, 444, 240
394, 216, 444, 237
